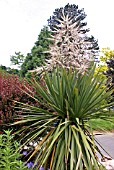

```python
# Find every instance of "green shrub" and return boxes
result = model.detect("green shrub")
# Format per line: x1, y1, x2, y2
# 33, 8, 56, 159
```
0, 130, 28, 170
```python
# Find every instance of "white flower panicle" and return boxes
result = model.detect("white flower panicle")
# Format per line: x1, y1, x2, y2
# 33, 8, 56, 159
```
32, 9, 98, 74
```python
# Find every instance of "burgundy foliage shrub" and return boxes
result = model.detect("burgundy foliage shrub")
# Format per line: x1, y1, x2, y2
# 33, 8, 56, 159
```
0, 71, 38, 129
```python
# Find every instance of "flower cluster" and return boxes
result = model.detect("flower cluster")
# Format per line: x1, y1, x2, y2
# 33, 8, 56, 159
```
20, 122, 59, 169
33, 9, 98, 75
22, 143, 50, 170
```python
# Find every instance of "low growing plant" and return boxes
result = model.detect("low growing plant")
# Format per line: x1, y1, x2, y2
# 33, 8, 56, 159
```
0, 130, 28, 170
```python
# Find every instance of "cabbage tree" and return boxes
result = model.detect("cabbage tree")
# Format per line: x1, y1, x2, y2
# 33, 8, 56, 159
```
13, 67, 114, 170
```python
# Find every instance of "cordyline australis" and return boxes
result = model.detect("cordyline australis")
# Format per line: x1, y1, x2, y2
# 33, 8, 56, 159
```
30, 9, 98, 75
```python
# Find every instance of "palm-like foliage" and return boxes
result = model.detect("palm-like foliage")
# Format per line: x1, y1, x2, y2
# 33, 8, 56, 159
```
13, 67, 114, 170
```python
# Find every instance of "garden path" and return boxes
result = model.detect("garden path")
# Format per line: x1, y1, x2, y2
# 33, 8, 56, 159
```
95, 133, 114, 170
95, 133, 114, 158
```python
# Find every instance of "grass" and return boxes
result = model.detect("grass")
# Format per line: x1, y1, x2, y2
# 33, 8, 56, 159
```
89, 118, 114, 132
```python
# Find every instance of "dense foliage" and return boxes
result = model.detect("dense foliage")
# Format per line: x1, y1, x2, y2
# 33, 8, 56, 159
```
10, 27, 52, 77
95, 48, 113, 78
102, 48, 114, 90
95, 48, 114, 103
10, 52, 25, 67
0, 64, 19, 75
13, 67, 114, 170
0, 71, 38, 132
0, 130, 28, 170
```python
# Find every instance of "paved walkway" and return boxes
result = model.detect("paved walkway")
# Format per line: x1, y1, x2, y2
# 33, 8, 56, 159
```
95, 133, 114, 159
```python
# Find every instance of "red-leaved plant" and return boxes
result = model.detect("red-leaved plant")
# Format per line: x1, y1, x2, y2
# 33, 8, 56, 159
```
0, 71, 39, 133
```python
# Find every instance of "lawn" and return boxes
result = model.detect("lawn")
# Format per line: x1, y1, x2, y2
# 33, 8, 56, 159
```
89, 118, 114, 132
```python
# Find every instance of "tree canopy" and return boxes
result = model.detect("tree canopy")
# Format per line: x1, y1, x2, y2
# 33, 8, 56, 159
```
0, 65, 19, 75
10, 52, 25, 68
10, 26, 52, 77
95, 48, 114, 79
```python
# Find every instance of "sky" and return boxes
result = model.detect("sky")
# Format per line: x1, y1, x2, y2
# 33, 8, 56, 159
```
0, 0, 114, 68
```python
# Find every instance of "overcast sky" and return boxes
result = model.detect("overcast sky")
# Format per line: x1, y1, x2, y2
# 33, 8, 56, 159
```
0, 0, 114, 67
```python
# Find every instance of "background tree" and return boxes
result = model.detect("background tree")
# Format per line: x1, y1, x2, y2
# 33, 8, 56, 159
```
95, 48, 114, 79
102, 48, 114, 103
10, 52, 25, 68
10, 26, 52, 77
105, 58, 114, 103
101, 48, 114, 79
95, 48, 114, 104
0, 65, 7, 71
0, 64, 19, 75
